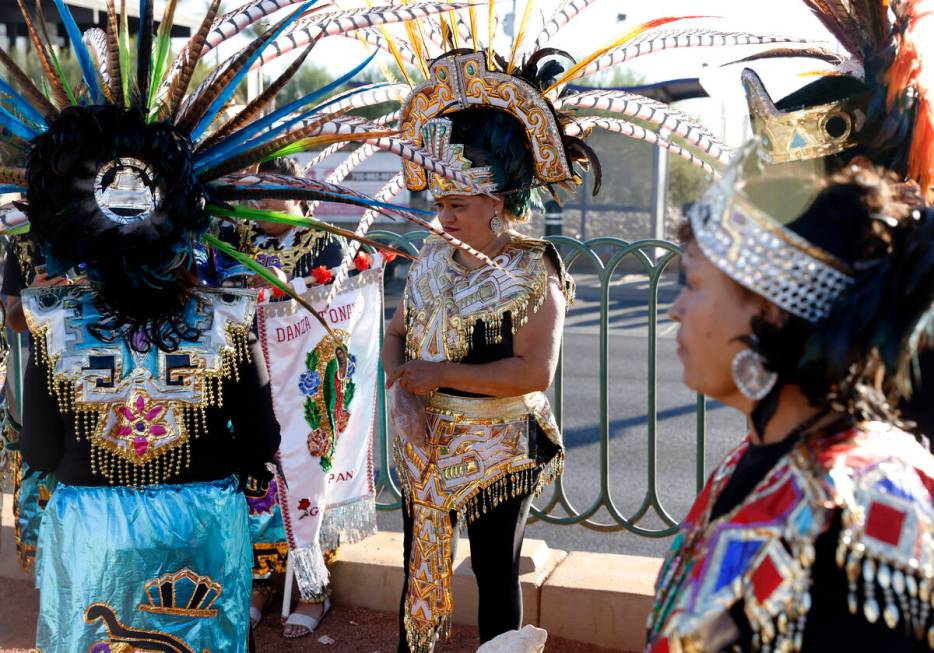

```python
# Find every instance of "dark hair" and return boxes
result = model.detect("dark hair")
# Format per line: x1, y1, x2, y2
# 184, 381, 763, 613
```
682, 162, 934, 426
258, 156, 302, 177
26, 105, 206, 351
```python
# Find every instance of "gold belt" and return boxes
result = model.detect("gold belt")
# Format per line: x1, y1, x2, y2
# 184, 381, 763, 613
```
425, 391, 539, 420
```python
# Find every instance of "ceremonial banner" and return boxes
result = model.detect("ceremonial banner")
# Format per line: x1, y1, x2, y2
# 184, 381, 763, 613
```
258, 267, 381, 598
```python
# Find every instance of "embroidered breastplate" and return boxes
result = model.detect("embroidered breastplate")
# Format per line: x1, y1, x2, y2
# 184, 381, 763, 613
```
647, 424, 934, 653
23, 287, 256, 486
403, 236, 573, 363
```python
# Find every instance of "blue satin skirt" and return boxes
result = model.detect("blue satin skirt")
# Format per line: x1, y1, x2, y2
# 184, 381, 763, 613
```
35, 476, 251, 653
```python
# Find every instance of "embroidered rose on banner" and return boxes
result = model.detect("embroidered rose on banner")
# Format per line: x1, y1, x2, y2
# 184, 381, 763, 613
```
297, 497, 318, 519
299, 330, 356, 472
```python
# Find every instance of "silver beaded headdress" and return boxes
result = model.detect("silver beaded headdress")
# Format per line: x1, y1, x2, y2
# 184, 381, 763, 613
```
689, 145, 854, 323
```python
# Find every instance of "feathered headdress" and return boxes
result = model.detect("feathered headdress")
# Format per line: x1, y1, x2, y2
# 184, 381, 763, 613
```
739, 0, 934, 197
0, 0, 497, 340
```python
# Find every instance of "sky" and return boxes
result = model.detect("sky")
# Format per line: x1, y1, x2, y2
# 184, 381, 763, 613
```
212, 0, 843, 147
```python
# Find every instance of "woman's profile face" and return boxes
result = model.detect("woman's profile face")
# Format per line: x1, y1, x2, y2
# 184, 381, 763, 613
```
669, 241, 767, 408
434, 194, 502, 249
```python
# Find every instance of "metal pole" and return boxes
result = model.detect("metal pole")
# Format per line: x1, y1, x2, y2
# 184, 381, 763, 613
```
544, 200, 563, 237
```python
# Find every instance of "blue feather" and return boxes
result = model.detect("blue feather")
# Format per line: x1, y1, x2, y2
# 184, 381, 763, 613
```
211, 183, 434, 216
0, 79, 47, 130
51, 0, 102, 103
194, 79, 385, 174
0, 106, 38, 141
191, 0, 320, 141
0, 185, 25, 193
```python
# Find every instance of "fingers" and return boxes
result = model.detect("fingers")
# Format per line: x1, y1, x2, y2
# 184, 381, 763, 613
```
385, 366, 404, 389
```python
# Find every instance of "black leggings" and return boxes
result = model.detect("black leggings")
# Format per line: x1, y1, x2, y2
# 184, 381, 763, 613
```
397, 490, 536, 652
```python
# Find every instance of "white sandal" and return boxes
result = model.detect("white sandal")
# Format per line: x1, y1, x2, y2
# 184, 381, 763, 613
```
283, 598, 331, 639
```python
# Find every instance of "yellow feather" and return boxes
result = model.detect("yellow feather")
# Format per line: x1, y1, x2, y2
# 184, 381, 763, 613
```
469, 6, 480, 51
507, 0, 535, 73
487, 0, 496, 68
379, 25, 414, 86
544, 16, 696, 95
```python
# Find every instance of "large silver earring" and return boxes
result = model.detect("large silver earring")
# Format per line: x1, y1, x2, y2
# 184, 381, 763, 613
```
731, 348, 777, 401
489, 213, 504, 234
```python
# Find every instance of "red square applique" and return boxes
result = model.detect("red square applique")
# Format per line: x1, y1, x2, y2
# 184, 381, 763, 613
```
751, 555, 783, 604
865, 501, 905, 547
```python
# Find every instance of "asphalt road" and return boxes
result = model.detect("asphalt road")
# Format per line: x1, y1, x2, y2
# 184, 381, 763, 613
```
375, 270, 746, 558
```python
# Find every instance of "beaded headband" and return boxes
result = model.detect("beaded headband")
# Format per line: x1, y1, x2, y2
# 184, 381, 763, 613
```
689, 147, 854, 323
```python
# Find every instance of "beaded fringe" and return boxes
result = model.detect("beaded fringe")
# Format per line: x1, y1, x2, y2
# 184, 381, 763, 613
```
290, 542, 331, 601
33, 323, 252, 487
319, 495, 378, 552
404, 611, 451, 653
837, 538, 934, 646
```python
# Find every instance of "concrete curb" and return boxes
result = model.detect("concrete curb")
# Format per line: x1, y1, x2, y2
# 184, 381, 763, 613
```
1, 494, 660, 651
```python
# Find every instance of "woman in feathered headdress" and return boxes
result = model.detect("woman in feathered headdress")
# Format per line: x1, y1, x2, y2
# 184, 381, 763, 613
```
647, 143, 934, 651
361, 2, 812, 650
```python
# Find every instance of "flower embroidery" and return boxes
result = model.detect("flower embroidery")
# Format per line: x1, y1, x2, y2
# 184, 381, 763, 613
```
114, 393, 173, 459
298, 370, 321, 396
381, 250, 398, 264
297, 497, 317, 519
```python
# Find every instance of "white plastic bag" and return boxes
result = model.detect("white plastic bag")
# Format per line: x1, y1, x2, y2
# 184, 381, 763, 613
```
387, 384, 427, 447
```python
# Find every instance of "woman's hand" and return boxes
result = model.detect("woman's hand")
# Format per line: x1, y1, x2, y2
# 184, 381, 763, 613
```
385, 360, 448, 396
29, 272, 72, 289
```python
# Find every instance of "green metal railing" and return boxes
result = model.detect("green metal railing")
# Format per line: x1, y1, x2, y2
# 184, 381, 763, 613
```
370, 231, 706, 538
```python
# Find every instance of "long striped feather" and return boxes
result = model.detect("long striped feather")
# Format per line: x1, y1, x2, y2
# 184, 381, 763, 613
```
569, 29, 812, 82
249, 3, 471, 70
507, 0, 536, 73
198, 118, 390, 182
556, 90, 731, 164
184, 0, 320, 141
83, 28, 115, 103
195, 53, 375, 170
531, 0, 597, 51
722, 46, 844, 67
15, 0, 69, 108
52, 0, 102, 102
338, 28, 420, 69
565, 117, 720, 175
322, 171, 406, 309
203, 0, 315, 54
302, 108, 402, 171
366, 135, 486, 191
104, 0, 123, 106
202, 232, 333, 332
193, 59, 380, 168
0, 48, 57, 119
162, 0, 221, 121
197, 42, 317, 152
306, 143, 378, 214
147, 0, 180, 117
0, 105, 39, 141
545, 16, 703, 94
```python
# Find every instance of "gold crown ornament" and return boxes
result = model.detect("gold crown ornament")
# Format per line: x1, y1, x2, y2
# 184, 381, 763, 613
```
742, 69, 869, 165
138, 568, 223, 618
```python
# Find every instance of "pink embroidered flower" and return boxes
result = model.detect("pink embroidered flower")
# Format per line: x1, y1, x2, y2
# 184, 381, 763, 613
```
116, 393, 171, 459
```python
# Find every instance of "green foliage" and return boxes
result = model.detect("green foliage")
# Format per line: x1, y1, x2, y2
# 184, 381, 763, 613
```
275, 63, 336, 107
668, 155, 711, 208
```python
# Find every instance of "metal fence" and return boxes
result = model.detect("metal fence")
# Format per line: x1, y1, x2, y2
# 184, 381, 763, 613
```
2, 232, 707, 539
369, 231, 707, 539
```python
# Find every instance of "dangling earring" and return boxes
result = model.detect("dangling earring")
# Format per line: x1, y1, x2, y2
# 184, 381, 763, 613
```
489, 213, 504, 234
731, 347, 777, 401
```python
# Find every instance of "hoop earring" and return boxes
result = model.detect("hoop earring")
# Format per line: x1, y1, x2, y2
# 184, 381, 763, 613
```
489, 213, 504, 234
731, 348, 777, 401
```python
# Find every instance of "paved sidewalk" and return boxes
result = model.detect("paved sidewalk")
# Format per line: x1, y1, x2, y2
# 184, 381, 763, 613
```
0, 577, 625, 652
